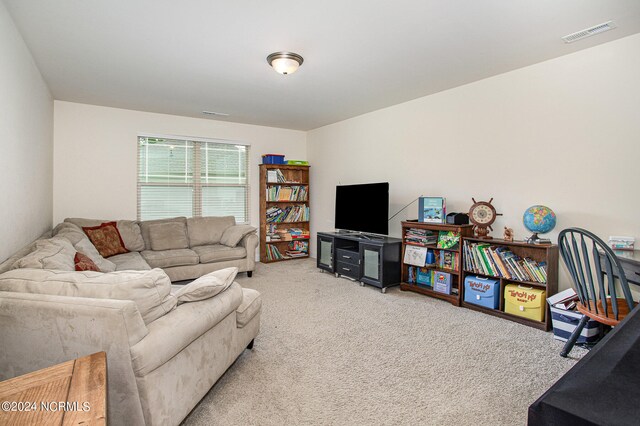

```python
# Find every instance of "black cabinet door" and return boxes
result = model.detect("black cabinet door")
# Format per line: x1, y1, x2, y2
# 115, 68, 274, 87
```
359, 243, 383, 287
317, 235, 335, 272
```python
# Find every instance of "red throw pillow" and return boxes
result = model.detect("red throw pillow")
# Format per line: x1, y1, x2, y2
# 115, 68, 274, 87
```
74, 252, 100, 272
82, 221, 129, 258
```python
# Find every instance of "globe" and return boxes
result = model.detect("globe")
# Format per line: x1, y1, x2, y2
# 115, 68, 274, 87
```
523, 205, 556, 235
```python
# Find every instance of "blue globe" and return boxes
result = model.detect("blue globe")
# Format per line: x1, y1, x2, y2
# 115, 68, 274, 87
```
523, 205, 556, 234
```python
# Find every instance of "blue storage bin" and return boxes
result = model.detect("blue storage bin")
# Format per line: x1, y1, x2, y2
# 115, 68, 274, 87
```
262, 154, 285, 164
464, 275, 500, 309
550, 307, 602, 344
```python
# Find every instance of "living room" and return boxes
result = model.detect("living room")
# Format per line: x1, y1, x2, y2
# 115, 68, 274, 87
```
1, 1, 639, 425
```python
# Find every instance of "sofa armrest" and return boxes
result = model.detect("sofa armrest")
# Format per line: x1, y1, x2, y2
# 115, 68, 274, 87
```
130, 282, 243, 377
0, 291, 148, 425
238, 232, 258, 268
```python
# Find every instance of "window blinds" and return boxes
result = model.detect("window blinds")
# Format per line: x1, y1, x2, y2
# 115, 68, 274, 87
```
137, 136, 249, 222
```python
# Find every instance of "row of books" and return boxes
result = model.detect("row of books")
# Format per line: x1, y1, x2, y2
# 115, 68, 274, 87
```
286, 240, 309, 257
266, 241, 309, 260
266, 185, 308, 201
463, 241, 547, 284
404, 229, 461, 251
266, 205, 309, 223
265, 244, 285, 261
437, 251, 460, 271
404, 228, 437, 245
266, 168, 287, 183
406, 267, 455, 294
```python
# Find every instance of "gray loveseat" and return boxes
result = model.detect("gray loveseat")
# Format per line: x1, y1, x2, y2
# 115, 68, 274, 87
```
0, 216, 262, 425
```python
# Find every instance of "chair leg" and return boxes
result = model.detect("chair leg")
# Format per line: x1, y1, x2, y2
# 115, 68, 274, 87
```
247, 271, 253, 278
247, 339, 254, 350
560, 315, 589, 357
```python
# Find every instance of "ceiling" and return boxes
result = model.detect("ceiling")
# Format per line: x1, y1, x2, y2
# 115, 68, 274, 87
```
4, 1, 640, 131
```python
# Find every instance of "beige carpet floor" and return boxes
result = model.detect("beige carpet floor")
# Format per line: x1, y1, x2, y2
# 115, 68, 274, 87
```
182, 259, 586, 426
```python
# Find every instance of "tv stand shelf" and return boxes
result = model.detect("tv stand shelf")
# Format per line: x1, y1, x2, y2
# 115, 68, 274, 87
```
317, 232, 402, 293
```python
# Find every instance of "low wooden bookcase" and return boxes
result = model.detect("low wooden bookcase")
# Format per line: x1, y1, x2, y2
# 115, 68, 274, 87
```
461, 237, 558, 331
400, 221, 474, 306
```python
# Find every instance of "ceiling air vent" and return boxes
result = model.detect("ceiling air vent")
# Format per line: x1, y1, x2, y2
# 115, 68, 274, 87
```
562, 21, 616, 43
202, 111, 229, 117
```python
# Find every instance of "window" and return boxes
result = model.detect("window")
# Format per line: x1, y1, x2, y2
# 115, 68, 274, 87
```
137, 135, 249, 222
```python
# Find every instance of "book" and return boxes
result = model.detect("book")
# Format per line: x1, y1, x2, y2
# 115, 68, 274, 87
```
433, 271, 452, 294
437, 231, 460, 250
407, 266, 416, 284
419, 197, 446, 223
417, 268, 433, 286
404, 245, 427, 267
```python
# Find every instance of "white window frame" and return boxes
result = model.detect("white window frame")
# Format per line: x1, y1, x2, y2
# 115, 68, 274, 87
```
137, 133, 250, 223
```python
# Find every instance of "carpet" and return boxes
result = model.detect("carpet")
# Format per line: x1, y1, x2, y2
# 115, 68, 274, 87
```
182, 259, 585, 425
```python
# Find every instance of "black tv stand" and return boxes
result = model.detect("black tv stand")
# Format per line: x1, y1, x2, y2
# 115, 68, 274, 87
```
316, 231, 402, 293
335, 230, 385, 241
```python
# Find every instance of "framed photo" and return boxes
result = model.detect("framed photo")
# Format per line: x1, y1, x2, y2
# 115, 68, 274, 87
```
419, 197, 446, 223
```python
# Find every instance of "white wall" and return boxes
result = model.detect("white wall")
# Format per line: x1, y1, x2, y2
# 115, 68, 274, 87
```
0, 2, 53, 262
308, 34, 640, 291
53, 102, 306, 229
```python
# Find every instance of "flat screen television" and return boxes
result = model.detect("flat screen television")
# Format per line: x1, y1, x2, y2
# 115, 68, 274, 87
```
335, 182, 389, 235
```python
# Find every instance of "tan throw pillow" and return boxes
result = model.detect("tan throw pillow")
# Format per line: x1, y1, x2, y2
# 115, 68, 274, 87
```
11, 237, 76, 271
74, 238, 117, 272
220, 225, 257, 247
83, 222, 129, 258
148, 222, 189, 251
173, 267, 238, 304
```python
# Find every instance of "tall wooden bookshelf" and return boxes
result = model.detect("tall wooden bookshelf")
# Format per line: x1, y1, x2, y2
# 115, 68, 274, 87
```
259, 164, 310, 263
461, 237, 558, 331
400, 221, 474, 306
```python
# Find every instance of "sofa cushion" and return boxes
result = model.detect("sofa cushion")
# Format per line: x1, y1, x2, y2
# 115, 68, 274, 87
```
186, 216, 235, 247
74, 252, 100, 272
65, 218, 145, 252
74, 238, 117, 272
220, 225, 257, 247
82, 222, 129, 258
236, 288, 262, 328
54, 222, 116, 272
173, 267, 238, 304
0, 268, 177, 325
141, 249, 199, 269
130, 282, 243, 377
52, 222, 88, 245
192, 244, 246, 263
148, 222, 189, 251
110, 252, 152, 271
139, 217, 187, 250
11, 237, 76, 271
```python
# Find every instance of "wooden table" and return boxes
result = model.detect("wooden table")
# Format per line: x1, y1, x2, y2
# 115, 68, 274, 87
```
0, 352, 107, 425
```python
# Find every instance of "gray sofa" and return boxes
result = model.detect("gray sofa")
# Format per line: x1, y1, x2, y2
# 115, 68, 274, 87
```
60, 216, 258, 281
0, 216, 262, 425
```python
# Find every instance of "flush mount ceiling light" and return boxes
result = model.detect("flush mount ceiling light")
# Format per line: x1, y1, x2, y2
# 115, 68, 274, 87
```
267, 51, 304, 75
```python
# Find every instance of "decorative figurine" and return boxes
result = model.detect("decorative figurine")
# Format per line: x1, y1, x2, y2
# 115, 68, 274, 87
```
503, 227, 514, 242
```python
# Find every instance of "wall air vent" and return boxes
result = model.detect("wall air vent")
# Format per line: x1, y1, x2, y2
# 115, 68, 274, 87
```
562, 21, 616, 43
202, 111, 229, 117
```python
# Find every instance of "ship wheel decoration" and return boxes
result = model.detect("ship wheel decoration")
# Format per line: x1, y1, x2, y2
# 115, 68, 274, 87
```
468, 198, 502, 239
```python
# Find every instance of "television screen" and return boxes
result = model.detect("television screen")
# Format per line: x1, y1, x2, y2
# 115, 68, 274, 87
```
335, 182, 389, 235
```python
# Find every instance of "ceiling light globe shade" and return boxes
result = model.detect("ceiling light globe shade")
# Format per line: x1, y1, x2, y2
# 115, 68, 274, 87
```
267, 52, 303, 75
